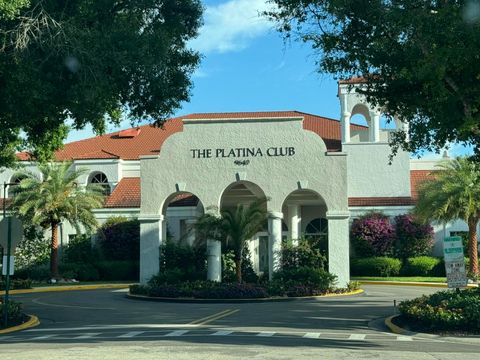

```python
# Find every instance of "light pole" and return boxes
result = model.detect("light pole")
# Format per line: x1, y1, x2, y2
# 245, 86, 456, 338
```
2, 182, 17, 328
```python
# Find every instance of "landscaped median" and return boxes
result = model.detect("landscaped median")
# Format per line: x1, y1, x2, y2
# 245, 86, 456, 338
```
385, 286, 480, 336
128, 276, 363, 303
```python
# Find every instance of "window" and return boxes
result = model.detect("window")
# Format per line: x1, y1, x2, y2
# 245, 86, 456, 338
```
305, 218, 328, 254
89, 172, 110, 195
8, 175, 27, 198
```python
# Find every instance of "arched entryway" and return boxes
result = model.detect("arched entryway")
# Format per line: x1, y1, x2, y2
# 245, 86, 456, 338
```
161, 192, 204, 246
219, 181, 270, 275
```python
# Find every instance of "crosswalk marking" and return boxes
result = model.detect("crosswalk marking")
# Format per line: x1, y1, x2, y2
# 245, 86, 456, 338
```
73, 333, 101, 339
397, 336, 413, 341
257, 331, 275, 337
303, 332, 321, 339
117, 331, 145, 338
212, 330, 233, 336
165, 330, 189, 337
348, 334, 366, 340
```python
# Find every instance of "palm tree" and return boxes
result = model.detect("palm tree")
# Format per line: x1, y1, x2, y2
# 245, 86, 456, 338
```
12, 161, 105, 278
196, 199, 267, 283
415, 157, 480, 279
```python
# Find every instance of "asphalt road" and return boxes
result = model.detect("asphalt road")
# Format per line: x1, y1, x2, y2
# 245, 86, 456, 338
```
0, 285, 479, 359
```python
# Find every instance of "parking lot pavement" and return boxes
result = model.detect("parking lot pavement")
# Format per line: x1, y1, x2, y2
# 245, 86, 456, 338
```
1, 284, 479, 354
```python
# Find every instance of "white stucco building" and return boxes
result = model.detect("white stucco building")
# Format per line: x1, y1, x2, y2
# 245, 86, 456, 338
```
0, 82, 470, 286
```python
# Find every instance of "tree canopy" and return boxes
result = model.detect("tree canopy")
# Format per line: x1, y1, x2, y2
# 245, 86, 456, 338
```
266, 1, 480, 158
0, 0, 203, 167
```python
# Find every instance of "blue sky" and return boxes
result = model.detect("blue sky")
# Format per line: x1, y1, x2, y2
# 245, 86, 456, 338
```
66, 0, 471, 159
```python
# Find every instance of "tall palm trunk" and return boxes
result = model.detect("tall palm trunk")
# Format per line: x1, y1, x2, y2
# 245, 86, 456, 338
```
468, 218, 479, 278
50, 222, 59, 278
235, 257, 242, 283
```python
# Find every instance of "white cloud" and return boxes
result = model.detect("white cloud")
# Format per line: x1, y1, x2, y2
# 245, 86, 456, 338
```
190, 0, 274, 54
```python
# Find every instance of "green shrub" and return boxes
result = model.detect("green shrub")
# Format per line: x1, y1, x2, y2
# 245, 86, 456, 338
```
59, 263, 100, 281
13, 264, 51, 281
281, 238, 326, 271
160, 241, 206, 281
129, 284, 149, 296
399, 287, 480, 332
95, 261, 139, 281
402, 256, 444, 276
271, 267, 337, 296
63, 234, 100, 264
193, 283, 268, 299
98, 217, 140, 261
0, 300, 25, 328
222, 249, 258, 283
0, 300, 23, 328
0, 278, 32, 290
350, 257, 402, 277
14, 225, 50, 269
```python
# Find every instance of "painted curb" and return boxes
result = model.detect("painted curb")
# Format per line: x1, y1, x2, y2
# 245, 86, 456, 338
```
385, 315, 411, 335
0, 314, 40, 335
126, 289, 364, 304
0, 283, 131, 296
358, 280, 479, 288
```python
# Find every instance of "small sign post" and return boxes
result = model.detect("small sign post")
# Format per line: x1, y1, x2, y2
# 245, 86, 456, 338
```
443, 236, 468, 289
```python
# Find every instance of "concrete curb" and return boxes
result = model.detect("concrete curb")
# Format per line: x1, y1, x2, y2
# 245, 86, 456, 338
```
359, 280, 479, 288
0, 283, 131, 296
126, 289, 364, 303
0, 314, 40, 334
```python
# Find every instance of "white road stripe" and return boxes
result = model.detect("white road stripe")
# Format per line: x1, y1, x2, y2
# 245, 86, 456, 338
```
397, 336, 413, 341
26, 324, 199, 332
165, 330, 189, 337
31, 334, 57, 340
73, 333, 101, 339
348, 334, 366, 340
212, 330, 233, 336
303, 332, 321, 339
117, 331, 145, 338
257, 331, 275, 337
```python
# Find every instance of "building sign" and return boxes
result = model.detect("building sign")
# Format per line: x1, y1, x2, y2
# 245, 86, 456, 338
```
190, 147, 296, 159
443, 236, 468, 288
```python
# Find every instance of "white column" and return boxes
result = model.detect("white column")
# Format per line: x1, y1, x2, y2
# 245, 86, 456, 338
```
139, 215, 164, 284
207, 239, 221, 282
341, 112, 351, 143
371, 113, 380, 142
185, 219, 197, 246
287, 204, 301, 245
326, 211, 350, 288
268, 211, 283, 280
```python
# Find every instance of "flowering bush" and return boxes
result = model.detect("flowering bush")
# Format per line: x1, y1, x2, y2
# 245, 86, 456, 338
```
351, 213, 396, 257
394, 214, 434, 259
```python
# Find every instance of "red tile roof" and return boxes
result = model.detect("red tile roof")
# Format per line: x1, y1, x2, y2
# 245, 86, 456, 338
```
410, 170, 436, 200
104, 178, 200, 208
104, 178, 141, 208
17, 111, 367, 161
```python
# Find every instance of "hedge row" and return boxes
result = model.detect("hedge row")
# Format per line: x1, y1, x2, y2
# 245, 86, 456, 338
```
14, 261, 139, 282
351, 256, 447, 277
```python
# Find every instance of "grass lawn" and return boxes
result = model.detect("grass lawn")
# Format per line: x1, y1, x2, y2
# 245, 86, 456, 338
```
352, 276, 447, 283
